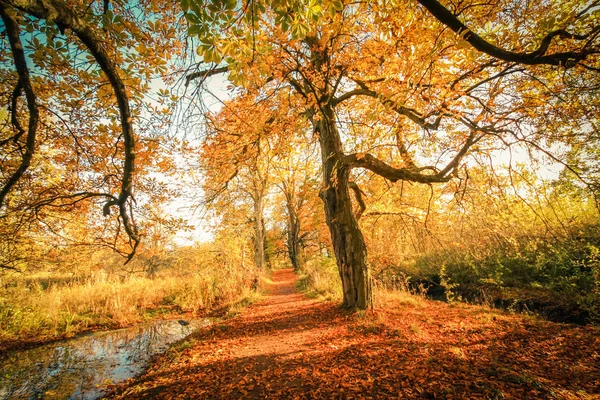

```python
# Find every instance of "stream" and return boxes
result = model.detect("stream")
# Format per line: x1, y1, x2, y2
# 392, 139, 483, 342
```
0, 319, 208, 399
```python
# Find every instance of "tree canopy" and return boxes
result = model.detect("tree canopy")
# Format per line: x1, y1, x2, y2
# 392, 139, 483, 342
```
0, 0, 183, 268
2, 0, 600, 309
184, 0, 600, 308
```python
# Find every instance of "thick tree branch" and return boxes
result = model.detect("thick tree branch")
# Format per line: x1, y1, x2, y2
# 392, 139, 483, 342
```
348, 181, 367, 220
345, 128, 482, 184
0, 81, 25, 147
0, 4, 39, 208
417, 0, 600, 67
185, 65, 228, 86
344, 153, 451, 184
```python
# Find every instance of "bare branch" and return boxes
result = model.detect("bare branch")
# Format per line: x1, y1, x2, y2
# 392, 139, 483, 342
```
0, 5, 39, 208
185, 65, 228, 86
438, 130, 479, 177
26, 192, 117, 211
394, 127, 417, 169
332, 84, 444, 130
0, 263, 22, 272
417, 0, 600, 67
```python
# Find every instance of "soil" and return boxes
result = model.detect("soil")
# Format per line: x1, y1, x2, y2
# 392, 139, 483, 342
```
108, 268, 600, 399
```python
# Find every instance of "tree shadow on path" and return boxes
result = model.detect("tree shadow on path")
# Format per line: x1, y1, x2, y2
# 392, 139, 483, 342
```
109, 269, 600, 399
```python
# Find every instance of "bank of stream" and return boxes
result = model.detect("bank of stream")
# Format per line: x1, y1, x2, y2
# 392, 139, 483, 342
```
0, 318, 208, 399
416, 280, 593, 325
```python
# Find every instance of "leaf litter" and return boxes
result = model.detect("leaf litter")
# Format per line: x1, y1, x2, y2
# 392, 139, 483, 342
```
107, 269, 600, 399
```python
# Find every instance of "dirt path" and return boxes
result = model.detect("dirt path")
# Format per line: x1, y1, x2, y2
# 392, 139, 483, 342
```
110, 269, 600, 399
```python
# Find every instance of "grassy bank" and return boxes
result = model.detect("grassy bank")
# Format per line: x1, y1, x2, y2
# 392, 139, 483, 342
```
295, 256, 427, 311
295, 257, 342, 301
296, 247, 599, 326
0, 243, 262, 352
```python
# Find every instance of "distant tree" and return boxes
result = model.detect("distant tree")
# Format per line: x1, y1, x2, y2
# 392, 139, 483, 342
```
199, 95, 281, 270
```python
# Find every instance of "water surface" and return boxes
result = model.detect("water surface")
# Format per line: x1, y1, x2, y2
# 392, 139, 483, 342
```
0, 319, 206, 399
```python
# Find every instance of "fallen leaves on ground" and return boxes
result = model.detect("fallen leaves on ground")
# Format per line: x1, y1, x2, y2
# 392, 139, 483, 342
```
107, 269, 600, 399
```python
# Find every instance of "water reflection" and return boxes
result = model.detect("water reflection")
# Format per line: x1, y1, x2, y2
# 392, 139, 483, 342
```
0, 319, 206, 399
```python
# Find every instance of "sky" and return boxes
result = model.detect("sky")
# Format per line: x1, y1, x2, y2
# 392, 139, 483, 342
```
163, 72, 233, 246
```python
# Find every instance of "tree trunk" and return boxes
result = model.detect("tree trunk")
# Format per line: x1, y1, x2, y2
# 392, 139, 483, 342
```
262, 218, 271, 269
252, 192, 266, 270
316, 105, 373, 309
283, 184, 304, 271
286, 211, 303, 271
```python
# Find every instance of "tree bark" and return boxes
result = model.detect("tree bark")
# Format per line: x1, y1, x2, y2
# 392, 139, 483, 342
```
282, 182, 304, 271
286, 208, 303, 271
252, 191, 267, 270
316, 104, 373, 309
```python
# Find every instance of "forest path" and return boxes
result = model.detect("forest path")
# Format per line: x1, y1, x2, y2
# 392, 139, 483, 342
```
109, 268, 600, 399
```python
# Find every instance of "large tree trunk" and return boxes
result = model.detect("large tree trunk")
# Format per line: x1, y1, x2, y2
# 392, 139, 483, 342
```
316, 105, 373, 309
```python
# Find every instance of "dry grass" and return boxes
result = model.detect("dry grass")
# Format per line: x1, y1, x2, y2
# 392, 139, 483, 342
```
0, 267, 258, 350
376, 289, 426, 308
296, 257, 343, 301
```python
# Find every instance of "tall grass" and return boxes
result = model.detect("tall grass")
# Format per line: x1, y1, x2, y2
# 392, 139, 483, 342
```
296, 256, 343, 301
0, 242, 259, 349
372, 272, 427, 309
296, 255, 427, 309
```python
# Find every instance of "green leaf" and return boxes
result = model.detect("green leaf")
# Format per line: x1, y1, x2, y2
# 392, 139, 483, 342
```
291, 21, 309, 39
306, 0, 322, 19
188, 24, 202, 36
181, 0, 190, 12
185, 13, 201, 24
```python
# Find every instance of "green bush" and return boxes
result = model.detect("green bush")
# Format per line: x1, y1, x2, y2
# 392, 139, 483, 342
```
376, 224, 600, 324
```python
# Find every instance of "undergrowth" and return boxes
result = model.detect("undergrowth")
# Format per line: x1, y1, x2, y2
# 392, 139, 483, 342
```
295, 256, 342, 301
373, 224, 600, 324
0, 245, 262, 350
296, 256, 427, 310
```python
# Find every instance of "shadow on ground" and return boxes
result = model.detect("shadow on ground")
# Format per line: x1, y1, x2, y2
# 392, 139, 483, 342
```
109, 269, 600, 399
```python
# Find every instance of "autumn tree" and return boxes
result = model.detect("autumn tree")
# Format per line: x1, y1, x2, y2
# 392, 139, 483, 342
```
198, 83, 331, 272
199, 94, 284, 270
272, 131, 323, 271
0, 0, 183, 268
184, 0, 600, 309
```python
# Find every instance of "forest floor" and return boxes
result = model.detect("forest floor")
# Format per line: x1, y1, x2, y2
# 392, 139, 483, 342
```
108, 269, 600, 399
